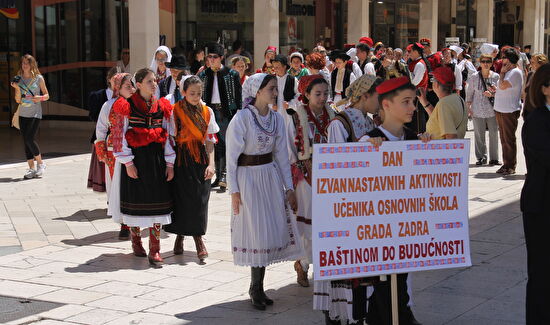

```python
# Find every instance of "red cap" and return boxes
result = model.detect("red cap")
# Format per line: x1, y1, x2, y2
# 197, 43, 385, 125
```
419, 38, 431, 46
406, 44, 413, 52
265, 46, 277, 54
432, 66, 455, 87
358, 37, 374, 48
298, 74, 325, 96
376, 76, 411, 95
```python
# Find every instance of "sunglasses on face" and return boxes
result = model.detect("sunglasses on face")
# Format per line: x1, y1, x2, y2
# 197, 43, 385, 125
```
207, 55, 220, 59
480, 60, 492, 64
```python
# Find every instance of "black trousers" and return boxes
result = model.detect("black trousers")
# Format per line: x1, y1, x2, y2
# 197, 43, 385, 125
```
522, 212, 550, 325
19, 116, 41, 160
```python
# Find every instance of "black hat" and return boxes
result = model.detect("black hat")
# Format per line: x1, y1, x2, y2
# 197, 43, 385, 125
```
329, 50, 350, 62
271, 54, 289, 68
205, 42, 225, 57
166, 54, 189, 70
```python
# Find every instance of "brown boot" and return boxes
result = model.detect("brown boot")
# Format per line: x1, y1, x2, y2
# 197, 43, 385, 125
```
148, 224, 164, 267
193, 236, 208, 261
294, 260, 310, 287
173, 235, 184, 255
130, 227, 146, 257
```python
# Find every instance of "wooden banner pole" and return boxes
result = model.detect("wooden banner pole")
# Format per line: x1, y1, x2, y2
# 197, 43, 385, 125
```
391, 273, 399, 325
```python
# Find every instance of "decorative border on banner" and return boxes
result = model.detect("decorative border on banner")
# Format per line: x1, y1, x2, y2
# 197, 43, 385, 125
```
319, 230, 350, 238
319, 145, 379, 154
414, 158, 463, 165
435, 222, 464, 229
319, 257, 467, 277
407, 143, 465, 151
318, 161, 370, 170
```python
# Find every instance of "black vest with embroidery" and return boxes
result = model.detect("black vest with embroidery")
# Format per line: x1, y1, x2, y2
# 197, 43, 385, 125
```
127, 98, 164, 130
367, 127, 417, 141
283, 75, 296, 102
331, 69, 351, 99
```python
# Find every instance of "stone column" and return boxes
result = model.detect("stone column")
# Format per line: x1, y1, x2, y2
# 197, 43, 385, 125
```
419, 0, 438, 46
128, 0, 160, 74
253, 0, 279, 70
347, 0, 369, 44
476, 0, 494, 43
523, 0, 545, 53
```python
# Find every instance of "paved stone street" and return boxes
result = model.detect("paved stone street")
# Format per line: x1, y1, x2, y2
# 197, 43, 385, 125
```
0, 126, 527, 325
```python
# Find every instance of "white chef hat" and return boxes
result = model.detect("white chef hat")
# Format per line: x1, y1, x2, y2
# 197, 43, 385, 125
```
449, 45, 463, 56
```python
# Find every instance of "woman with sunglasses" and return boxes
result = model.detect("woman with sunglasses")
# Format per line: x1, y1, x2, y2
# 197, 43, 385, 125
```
465, 54, 500, 166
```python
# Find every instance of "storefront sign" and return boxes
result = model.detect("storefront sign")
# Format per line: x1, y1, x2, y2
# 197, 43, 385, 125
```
445, 37, 460, 47
0, 0, 19, 19
286, 0, 315, 16
201, 0, 238, 14
288, 17, 297, 43
312, 140, 471, 281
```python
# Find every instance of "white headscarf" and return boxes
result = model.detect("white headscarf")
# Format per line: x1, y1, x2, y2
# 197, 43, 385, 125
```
149, 45, 173, 76
242, 73, 269, 108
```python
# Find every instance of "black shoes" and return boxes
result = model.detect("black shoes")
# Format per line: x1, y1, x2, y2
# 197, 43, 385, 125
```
475, 158, 487, 166
249, 267, 272, 310
218, 174, 227, 192
118, 224, 130, 240
488, 160, 501, 165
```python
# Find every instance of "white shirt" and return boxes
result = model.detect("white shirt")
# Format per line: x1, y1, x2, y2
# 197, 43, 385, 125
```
494, 67, 524, 113
359, 125, 404, 142
410, 60, 426, 86
106, 88, 114, 101
154, 77, 177, 99
115, 60, 129, 73
327, 108, 375, 143
211, 65, 223, 104
275, 74, 298, 126
352, 61, 376, 77
454, 64, 463, 91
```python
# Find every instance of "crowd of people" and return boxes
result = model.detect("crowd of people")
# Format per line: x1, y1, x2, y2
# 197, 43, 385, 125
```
9, 34, 549, 324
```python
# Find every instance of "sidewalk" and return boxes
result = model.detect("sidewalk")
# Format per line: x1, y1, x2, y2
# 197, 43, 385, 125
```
0, 127, 527, 325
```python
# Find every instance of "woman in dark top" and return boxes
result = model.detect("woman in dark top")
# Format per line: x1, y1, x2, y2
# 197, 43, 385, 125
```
189, 49, 205, 75
520, 63, 550, 325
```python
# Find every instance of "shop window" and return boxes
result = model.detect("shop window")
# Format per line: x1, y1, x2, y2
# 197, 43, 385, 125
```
370, 0, 419, 49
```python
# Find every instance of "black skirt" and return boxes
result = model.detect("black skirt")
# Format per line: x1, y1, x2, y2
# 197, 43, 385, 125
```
164, 147, 211, 236
120, 142, 172, 216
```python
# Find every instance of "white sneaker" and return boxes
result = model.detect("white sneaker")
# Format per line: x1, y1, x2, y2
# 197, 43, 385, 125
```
24, 169, 36, 179
35, 163, 46, 177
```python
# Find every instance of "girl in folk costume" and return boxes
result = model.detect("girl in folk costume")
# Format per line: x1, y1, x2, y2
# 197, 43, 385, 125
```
286, 75, 335, 287
94, 73, 136, 239
226, 73, 302, 310
150, 46, 173, 84
406, 42, 429, 133
164, 76, 219, 262
315, 74, 382, 325
231, 56, 250, 85
327, 74, 382, 143
108, 68, 175, 267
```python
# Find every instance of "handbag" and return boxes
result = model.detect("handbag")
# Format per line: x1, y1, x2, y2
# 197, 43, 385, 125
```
11, 105, 20, 130
480, 73, 495, 106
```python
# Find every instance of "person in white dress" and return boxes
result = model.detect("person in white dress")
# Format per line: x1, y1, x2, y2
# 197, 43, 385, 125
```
285, 75, 336, 288
226, 73, 302, 311
108, 68, 175, 267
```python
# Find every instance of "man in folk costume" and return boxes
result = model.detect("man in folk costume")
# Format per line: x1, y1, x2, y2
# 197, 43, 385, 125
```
271, 54, 299, 125
418, 38, 441, 109
316, 74, 381, 324
198, 42, 242, 192
407, 42, 429, 133
109, 68, 175, 268
330, 50, 357, 104
155, 54, 189, 99
286, 75, 336, 288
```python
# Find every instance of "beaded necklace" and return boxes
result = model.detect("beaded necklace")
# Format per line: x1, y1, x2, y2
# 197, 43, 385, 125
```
246, 106, 277, 136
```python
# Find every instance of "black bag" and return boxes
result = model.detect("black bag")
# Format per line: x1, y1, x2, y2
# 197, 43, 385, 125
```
479, 74, 495, 106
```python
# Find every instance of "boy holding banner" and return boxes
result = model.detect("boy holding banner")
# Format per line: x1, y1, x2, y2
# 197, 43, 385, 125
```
358, 76, 430, 325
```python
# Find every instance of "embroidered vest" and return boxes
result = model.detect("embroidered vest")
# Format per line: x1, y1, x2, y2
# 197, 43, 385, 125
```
283, 75, 296, 102
293, 103, 336, 160
408, 59, 429, 88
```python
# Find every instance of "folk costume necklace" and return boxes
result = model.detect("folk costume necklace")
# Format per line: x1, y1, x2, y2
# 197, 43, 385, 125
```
305, 104, 330, 143
246, 106, 278, 137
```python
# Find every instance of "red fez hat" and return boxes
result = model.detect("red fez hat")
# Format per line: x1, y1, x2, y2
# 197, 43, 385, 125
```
376, 76, 410, 95
432, 66, 455, 87
419, 38, 431, 46
359, 37, 374, 48
344, 43, 356, 50
406, 44, 414, 52
298, 74, 324, 96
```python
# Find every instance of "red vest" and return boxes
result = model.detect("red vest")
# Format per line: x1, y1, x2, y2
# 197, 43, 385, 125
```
408, 59, 429, 89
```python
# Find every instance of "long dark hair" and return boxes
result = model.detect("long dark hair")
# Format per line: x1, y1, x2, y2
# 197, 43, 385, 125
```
528, 63, 550, 110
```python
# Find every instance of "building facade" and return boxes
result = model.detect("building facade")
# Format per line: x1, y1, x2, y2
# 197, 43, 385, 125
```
1, 0, 549, 127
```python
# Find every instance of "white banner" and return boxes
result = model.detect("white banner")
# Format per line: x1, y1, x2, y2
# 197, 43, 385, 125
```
312, 140, 472, 281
